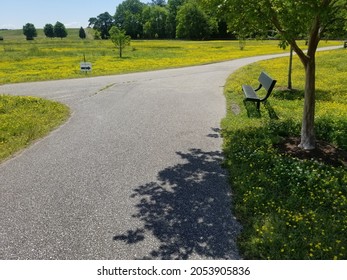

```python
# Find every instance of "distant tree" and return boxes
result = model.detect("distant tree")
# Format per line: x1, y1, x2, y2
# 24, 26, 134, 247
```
142, 5, 168, 38
109, 26, 131, 58
114, 0, 144, 38
23, 23, 37, 40
88, 12, 114, 39
88, 17, 98, 29
44, 24, 55, 38
54, 21, 68, 39
166, 0, 185, 38
93, 29, 102, 40
176, 1, 216, 40
79, 27, 86, 39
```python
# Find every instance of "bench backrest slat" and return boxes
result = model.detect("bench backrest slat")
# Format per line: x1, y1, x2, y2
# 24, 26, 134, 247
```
258, 72, 276, 92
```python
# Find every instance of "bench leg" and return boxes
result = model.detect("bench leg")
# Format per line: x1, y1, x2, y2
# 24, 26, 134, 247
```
257, 101, 260, 111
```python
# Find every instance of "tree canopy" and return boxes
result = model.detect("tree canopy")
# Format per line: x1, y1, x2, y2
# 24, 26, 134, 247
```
89, 0, 233, 39
79, 27, 86, 39
44, 24, 55, 38
114, 0, 145, 38
54, 21, 68, 39
109, 26, 131, 58
176, 1, 216, 39
142, 4, 168, 38
88, 12, 114, 39
23, 23, 37, 40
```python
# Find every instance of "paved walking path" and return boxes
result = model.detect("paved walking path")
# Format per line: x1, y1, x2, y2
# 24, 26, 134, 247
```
0, 47, 339, 259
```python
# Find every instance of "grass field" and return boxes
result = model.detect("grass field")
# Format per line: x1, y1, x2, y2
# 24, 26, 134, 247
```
222, 49, 347, 259
0, 95, 70, 162
0, 29, 341, 84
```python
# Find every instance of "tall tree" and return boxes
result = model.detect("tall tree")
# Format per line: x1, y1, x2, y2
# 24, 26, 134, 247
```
166, 0, 185, 38
44, 24, 54, 38
88, 12, 115, 39
142, 4, 168, 38
176, 1, 216, 40
109, 26, 131, 58
79, 27, 86, 39
204, 0, 347, 149
23, 23, 37, 40
54, 21, 68, 39
114, 0, 144, 38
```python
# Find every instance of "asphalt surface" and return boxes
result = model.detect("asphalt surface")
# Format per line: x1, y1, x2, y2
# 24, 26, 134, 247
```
0, 48, 339, 260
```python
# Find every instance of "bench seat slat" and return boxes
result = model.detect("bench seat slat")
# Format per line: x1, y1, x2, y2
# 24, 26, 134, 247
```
242, 85, 259, 100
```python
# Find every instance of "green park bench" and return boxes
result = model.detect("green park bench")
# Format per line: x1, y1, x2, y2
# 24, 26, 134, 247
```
242, 71, 277, 111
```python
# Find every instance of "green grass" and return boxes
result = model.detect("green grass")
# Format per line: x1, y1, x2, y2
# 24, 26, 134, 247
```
222, 49, 347, 259
0, 29, 341, 84
0, 95, 70, 162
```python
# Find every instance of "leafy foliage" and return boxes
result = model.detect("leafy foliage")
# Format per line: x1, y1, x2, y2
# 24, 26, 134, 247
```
166, 0, 186, 38
79, 27, 86, 39
176, 1, 216, 40
23, 23, 37, 40
87, 0, 230, 39
88, 12, 115, 39
44, 24, 55, 38
53, 21, 68, 39
114, 0, 144, 38
142, 4, 168, 39
109, 26, 131, 58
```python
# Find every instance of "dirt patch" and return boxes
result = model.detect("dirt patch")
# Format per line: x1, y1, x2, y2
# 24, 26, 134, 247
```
275, 137, 347, 168
231, 103, 241, 115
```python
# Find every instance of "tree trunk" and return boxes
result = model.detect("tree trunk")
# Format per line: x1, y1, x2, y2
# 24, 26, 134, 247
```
299, 57, 316, 150
288, 46, 293, 90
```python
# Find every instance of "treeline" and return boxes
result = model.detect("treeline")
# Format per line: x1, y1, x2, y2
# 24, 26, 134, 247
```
43, 22, 68, 39
22, 21, 73, 40
89, 0, 233, 40
21, 22, 88, 41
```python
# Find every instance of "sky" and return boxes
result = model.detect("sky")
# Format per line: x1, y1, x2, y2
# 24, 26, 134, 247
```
0, 0, 124, 30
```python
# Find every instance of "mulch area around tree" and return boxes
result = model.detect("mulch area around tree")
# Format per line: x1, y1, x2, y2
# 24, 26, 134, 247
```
275, 137, 347, 168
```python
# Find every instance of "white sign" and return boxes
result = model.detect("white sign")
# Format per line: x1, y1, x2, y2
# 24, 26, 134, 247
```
80, 62, 92, 72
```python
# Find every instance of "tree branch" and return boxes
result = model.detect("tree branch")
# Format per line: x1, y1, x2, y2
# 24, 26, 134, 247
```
266, 1, 309, 65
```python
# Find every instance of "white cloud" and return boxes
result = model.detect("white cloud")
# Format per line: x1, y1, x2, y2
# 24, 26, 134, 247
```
0, 24, 18, 30
65, 22, 81, 28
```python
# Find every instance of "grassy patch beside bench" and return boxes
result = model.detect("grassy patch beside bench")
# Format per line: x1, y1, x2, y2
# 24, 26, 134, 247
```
222, 49, 347, 259
0, 95, 70, 162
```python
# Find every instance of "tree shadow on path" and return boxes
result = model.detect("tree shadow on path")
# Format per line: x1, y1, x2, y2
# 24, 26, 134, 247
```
114, 148, 241, 260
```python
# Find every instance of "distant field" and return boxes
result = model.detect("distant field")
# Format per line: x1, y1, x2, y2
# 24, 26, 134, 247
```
0, 29, 341, 84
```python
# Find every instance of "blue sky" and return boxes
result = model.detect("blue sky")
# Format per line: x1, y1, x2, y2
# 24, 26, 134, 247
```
1, 0, 124, 29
